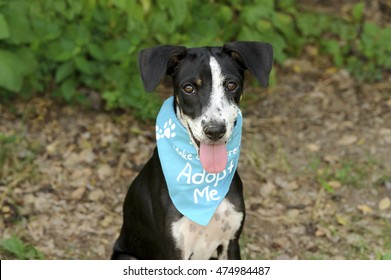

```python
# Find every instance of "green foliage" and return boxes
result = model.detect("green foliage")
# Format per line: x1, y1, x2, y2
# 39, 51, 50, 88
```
383, 251, 391, 260
307, 156, 376, 193
0, 235, 44, 260
0, 0, 390, 117
298, 1, 391, 82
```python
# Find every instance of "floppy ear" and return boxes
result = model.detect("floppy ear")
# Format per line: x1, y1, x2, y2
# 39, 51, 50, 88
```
223, 41, 273, 87
138, 45, 187, 92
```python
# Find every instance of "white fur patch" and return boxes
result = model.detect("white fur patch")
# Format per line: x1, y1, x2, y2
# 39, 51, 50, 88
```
171, 199, 243, 260
205, 57, 238, 143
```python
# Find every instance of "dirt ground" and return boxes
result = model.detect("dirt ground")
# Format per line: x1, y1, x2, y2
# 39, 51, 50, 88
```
1, 54, 390, 259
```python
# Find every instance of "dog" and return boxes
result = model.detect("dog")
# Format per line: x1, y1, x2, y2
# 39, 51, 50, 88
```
112, 41, 273, 260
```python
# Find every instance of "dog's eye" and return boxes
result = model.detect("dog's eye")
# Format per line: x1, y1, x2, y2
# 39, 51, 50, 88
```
183, 84, 195, 94
226, 81, 238, 92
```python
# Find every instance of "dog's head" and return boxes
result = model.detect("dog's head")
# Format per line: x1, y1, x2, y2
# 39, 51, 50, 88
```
138, 42, 273, 172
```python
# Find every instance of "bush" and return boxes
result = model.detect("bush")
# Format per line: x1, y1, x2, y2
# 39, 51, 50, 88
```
0, 0, 390, 118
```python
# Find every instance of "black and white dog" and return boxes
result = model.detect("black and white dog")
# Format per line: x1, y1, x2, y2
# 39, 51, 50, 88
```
112, 42, 273, 260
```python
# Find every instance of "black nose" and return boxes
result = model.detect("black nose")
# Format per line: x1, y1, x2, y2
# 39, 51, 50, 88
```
203, 124, 226, 140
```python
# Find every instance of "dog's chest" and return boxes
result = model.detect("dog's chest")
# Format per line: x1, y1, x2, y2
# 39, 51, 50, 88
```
171, 199, 243, 260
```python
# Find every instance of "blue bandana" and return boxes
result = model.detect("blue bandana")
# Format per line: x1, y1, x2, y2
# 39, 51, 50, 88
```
156, 97, 242, 226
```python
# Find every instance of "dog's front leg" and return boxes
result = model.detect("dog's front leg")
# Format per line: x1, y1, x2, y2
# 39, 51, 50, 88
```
227, 239, 241, 260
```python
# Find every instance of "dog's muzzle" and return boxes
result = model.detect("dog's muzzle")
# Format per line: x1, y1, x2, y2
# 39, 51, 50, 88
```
203, 124, 227, 141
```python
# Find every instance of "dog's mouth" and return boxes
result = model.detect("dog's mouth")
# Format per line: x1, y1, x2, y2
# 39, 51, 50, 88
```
187, 126, 228, 174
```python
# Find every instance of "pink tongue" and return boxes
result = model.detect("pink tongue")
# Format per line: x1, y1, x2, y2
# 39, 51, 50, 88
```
199, 143, 227, 173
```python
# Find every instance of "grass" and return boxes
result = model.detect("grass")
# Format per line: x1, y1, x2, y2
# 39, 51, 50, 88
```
380, 223, 391, 260
306, 155, 383, 193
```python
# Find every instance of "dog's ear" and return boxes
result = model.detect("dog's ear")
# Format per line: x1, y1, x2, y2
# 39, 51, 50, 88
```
223, 41, 273, 87
138, 45, 187, 92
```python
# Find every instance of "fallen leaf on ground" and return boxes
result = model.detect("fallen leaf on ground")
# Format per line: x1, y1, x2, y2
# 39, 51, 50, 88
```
88, 189, 105, 201
260, 181, 276, 197
70, 186, 86, 200
307, 143, 320, 152
336, 214, 348, 225
328, 181, 342, 189
97, 164, 112, 180
46, 141, 60, 155
79, 149, 96, 164
379, 197, 391, 210
336, 135, 358, 146
357, 204, 373, 214
346, 233, 362, 245
315, 229, 325, 237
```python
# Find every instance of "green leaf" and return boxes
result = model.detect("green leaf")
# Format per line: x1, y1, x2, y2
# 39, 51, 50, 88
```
272, 12, 296, 42
46, 39, 80, 62
15, 47, 38, 76
88, 44, 105, 61
59, 78, 76, 102
2, 2, 36, 43
320, 179, 335, 193
0, 236, 44, 260
352, 2, 365, 22
166, 0, 189, 27
102, 90, 121, 109
149, 9, 173, 34
0, 236, 25, 258
0, 134, 17, 144
268, 67, 277, 87
67, 24, 91, 46
256, 19, 273, 32
111, 0, 128, 11
363, 22, 380, 38
0, 13, 10, 39
112, 0, 144, 21
381, 26, 391, 46
321, 40, 343, 67
74, 56, 95, 75
276, 0, 296, 12
297, 13, 322, 37
217, 5, 233, 23
254, 0, 274, 9
55, 61, 75, 83
0, 50, 24, 92
241, 5, 273, 25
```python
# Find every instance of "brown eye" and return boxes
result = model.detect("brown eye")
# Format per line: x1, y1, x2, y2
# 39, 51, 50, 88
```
226, 81, 238, 92
183, 84, 195, 94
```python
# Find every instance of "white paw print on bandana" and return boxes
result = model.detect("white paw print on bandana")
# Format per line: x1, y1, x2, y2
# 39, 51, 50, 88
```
156, 118, 176, 140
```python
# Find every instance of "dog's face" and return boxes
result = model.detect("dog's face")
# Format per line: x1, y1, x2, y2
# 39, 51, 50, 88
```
172, 49, 244, 147
138, 42, 273, 172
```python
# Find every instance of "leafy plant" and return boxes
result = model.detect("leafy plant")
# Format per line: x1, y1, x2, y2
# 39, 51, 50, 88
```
0, 235, 44, 260
0, 0, 390, 118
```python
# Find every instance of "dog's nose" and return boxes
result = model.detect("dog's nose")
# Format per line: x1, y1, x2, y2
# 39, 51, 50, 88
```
203, 124, 226, 141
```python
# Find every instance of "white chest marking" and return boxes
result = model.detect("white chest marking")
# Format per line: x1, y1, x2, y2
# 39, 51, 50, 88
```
171, 199, 243, 260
